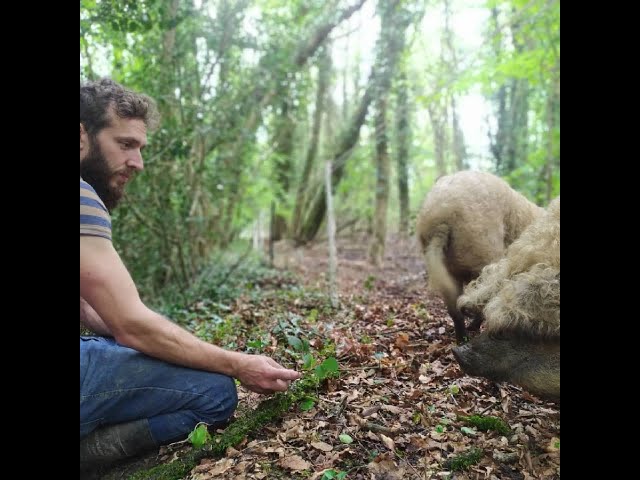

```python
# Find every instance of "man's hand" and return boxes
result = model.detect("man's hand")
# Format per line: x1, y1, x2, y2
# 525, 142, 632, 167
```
234, 354, 301, 394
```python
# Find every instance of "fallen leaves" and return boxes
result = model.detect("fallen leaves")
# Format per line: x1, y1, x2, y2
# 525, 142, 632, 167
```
279, 455, 312, 471
310, 441, 334, 452
176, 235, 560, 480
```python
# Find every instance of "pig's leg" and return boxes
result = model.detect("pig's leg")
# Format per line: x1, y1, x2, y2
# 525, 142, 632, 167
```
444, 282, 467, 343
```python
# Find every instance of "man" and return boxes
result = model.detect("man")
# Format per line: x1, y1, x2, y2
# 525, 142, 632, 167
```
80, 78, 301, 468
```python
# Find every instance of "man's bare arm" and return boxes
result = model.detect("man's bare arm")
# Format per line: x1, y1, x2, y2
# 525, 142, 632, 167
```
80, 235, 300, 393
80, 296, 113, 336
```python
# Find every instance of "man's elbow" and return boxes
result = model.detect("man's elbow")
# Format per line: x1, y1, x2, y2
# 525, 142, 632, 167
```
108, 305, 154, 351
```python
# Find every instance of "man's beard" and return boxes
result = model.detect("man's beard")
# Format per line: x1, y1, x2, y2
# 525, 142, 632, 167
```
80, 139, 124, 211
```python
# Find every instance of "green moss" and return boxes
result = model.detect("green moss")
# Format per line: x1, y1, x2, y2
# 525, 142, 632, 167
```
126, 375, 322, 479
457, 414, 511, 435
443, 447, 483, 472
128, 460, 191, 480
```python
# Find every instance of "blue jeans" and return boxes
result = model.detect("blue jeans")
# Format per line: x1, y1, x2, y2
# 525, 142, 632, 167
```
80, 336, 238, 444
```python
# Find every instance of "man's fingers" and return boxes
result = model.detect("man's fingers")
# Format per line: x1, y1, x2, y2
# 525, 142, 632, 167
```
264, 358, 302, 380
267, 367, 301, 381
271, 379, 290, 392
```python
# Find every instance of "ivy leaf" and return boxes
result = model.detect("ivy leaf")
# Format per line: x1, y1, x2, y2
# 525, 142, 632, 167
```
287, 335, 303, 351
299, 397, 315, 411
303, 353, 315, 370
188, 424, 210, 448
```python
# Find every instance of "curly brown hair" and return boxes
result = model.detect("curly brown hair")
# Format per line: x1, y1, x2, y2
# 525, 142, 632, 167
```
80, 78, 160, 136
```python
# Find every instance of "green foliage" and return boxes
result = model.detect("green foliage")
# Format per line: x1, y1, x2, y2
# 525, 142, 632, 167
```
306, 308, 319, 323
363, 275, 376, 291
302, 353, 316, 370
82, 0, 559, 308
299, 397, 316, 411
443, 447, 483, 472
457, 414, 511, 435
322, 469, 348, 480
133, 372, 328, 479
315, 357, 339, 380
154, 252, 283, 310
188, 424, 211, 448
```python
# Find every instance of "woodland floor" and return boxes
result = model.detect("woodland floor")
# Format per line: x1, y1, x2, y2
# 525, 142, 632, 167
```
92, 231, 560, 480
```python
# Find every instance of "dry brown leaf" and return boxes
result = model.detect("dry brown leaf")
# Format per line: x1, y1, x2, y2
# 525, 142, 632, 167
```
233, 460, 250, 474
311, 441, 334, 452
278, 454, 312, 471
270, 446, 286, 457
394, 332, 410, 349
362, 405, 381, 417
545, 436, 560, 453
346, 413, 365, 427
226, 446, 241, 457
192, 459, 215, 473
366, 431, 380, 441
381, 404, 403, 414
367, 458, 406, 479
380, 434, 395, 451
192, 457, 234, 478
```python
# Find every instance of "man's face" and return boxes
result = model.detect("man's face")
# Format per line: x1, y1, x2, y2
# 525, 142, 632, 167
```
80, 111, 147, 211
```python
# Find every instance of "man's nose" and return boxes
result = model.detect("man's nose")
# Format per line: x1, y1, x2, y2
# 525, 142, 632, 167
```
127, 150, 144, 171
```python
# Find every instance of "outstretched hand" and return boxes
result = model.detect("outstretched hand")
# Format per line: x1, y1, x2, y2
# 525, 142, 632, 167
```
235, 354, 301, 394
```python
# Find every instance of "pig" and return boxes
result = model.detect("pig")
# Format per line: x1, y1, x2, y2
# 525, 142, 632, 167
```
416, 170, 544, 342
453, 197, 560, 401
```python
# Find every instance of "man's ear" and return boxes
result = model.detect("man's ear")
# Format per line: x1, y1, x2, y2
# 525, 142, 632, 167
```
80, 123, 88, 160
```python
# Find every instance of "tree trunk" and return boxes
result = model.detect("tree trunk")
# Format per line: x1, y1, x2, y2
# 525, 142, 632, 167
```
297, 72, 376, 244
269, 200, 276, 266
442, 0, 466, 172
272, 95, 296, 240
428, 101, 448, 178
450, 95, 466, 171
342, 34, 350, 121
293, 47, 330, 236
545, 82, 558, 203
325, 160, 339, 308
368, 95, 390, 266
297, 0, 410, 244
217, 1, 365, 247
159, 0, 181, 118
395, 69, 410, 236
294, 0, 367, 67
488, 7, 530, 176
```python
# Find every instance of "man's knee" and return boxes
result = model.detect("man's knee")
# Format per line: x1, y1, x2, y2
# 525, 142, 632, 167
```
199, 374, 238, 425
217, 375, 239, 420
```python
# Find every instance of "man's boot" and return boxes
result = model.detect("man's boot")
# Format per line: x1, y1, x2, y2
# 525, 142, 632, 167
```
80, 419, 158, 470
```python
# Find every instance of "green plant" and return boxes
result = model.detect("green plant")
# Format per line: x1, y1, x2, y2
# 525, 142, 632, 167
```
187, 424, 211, 448
457, 415, 511, 435
322, 469, 347, 480
364, 275, 376, 291
443, 447, 483, 471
